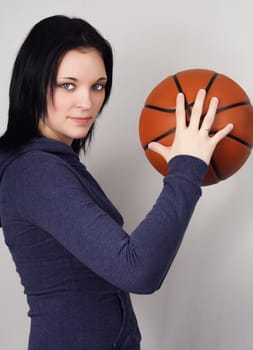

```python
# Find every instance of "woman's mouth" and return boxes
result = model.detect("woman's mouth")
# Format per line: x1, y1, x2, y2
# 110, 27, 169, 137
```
68, 117, 92, 125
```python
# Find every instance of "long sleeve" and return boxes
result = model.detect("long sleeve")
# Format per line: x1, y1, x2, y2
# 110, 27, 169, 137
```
6, 151, 207, 294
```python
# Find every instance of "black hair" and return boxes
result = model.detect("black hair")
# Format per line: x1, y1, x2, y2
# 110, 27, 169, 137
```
0, 15, 113, 153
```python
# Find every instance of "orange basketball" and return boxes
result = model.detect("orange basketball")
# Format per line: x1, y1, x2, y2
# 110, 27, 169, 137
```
139, 68, 253, 186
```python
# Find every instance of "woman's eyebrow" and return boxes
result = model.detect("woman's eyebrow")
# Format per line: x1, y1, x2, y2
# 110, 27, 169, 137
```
58, 76, 107, 81
58, 77, 78, 81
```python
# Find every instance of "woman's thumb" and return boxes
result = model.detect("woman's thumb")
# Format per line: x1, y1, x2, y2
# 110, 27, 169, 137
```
148, 142, 171, 162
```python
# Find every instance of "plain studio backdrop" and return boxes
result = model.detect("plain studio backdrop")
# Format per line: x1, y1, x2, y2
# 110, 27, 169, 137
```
0, 1, 253, 349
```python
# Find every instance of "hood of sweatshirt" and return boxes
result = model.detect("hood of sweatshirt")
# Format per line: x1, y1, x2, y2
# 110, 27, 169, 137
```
0, 137, 80, 181
0, 137, 124, 228
0, 137, 81, 227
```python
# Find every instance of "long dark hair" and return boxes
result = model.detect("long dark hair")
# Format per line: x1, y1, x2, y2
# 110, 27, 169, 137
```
0, 15, 113, 153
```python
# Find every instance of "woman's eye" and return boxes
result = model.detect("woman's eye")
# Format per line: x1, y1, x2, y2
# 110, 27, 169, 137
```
93, 83, 105, 91
60, 83, 75, 90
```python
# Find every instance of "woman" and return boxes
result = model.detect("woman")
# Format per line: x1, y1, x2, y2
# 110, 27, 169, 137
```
0, 15, 233, 350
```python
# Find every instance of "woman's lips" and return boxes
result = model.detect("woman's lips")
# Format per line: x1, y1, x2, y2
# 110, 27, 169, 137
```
68, 117, 92, 125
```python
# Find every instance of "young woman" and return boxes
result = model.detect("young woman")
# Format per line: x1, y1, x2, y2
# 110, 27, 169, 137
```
0, 15, 233, 350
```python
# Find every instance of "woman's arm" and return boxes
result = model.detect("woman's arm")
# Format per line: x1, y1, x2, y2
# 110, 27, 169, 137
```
9, 151, 205, 294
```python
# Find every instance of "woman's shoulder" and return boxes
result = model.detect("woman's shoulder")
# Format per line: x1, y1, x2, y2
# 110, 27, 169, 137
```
8, 149, 68, 171
2, 149, 77, 190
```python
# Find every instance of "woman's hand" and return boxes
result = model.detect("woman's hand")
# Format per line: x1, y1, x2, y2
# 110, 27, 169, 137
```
148, 89, 234, 165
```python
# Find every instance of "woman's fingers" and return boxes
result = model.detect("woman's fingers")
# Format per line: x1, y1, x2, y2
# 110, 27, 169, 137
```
175, 93, 186, 129
176, 89, 207, 131
200, 96, 219, 132
189, 89, 206, 129
211, 123, 234, 145
200, 95, 234, 145
148, 89, 234, 166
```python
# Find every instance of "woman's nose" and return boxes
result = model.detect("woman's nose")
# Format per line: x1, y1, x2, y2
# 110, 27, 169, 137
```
76, 88, 92, 109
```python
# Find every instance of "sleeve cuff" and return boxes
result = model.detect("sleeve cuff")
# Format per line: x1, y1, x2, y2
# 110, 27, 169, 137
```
167, 155, 208, 186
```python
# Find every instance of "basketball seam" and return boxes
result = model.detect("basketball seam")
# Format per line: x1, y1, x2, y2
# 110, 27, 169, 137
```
143, 128, 252, 151
210, 158, 222, 181
172, 71, 219, 116
144, 104, 175, 113
145, 101, 251, 113
217, 101, 251, 113
173, 74, 191, 116
209, 131, 252, 149
205, 72, 219, 93
145, 71, 221, 116
143, 128, 176, 150
142, 101, 253, 150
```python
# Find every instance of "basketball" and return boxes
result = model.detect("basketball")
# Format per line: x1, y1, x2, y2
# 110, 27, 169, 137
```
139, 69, 253, 186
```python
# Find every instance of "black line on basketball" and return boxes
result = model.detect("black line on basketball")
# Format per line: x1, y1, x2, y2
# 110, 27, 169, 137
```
173, 74, 192, 116
144, 104, 176, 113
172, 74, 183, 93
217, 101, 251, 113
205, 72, 218, 93
210, 158, 222, 181
144, 101, 251, 118
227, 134, 252, 149
143, 128, 176, 150
207, 130, 252, 149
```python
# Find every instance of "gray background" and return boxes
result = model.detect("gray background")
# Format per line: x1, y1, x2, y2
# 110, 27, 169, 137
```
0, 0, 253, 349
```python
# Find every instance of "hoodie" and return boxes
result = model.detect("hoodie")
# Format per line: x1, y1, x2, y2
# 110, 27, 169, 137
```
0, 136, 207, 350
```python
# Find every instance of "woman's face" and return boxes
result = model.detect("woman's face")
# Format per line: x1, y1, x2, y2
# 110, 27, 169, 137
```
39, 48, 107, 145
